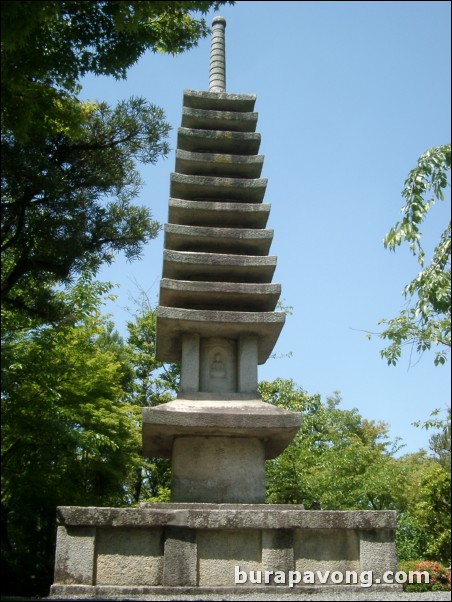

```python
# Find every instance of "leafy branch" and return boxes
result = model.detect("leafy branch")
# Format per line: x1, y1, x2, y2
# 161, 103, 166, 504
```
379, 145, 451, 366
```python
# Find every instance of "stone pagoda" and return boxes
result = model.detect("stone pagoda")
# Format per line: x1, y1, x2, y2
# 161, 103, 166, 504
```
142, 15, 301, 504
50, 17, 398, 598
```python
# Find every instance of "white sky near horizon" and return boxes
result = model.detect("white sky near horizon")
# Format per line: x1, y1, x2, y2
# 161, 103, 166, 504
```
79, 1, 451, 457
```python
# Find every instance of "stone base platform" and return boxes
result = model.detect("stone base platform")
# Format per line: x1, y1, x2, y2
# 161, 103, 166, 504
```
49, 584, 404, 601
50, 504, 397, 598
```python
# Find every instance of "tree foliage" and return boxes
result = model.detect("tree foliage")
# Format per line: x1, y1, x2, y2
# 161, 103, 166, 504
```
1, 289, 179, 596
262, 378, 451, 564
1, 280, 141, 596
410, 464, 451, 564
1, 1, 233, 141
1, 98, 165, 320
379, 144, 451, 366
397, 462, 451, 565
124, 296, 179, 503
1, 1, 233, 322
428, 408, 451, 472
261, 379, 396, 509
126, 295, 180, 408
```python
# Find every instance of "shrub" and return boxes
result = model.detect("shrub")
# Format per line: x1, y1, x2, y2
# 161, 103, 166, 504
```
398, 560, 451, 592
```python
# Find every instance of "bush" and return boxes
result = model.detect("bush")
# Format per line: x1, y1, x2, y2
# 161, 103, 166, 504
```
398, 560, 451, 592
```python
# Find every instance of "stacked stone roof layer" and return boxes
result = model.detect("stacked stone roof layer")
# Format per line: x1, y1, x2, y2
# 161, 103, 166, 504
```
156, 89, 285, 364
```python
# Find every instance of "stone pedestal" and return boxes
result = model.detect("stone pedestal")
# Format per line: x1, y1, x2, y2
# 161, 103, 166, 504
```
50, 505, 399, 598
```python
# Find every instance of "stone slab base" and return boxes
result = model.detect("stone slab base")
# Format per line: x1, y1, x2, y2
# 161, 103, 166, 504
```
51, 504, 397, 597
49, 584, 403, 600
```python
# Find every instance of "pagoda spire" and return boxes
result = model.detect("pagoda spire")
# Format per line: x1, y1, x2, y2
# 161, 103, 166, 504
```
209, 16, 226, 92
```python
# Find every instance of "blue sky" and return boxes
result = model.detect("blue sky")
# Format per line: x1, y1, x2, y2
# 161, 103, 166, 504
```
80, 1, 451, 456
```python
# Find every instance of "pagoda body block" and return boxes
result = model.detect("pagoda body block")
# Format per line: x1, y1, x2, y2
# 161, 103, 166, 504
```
142, 85, 300, 504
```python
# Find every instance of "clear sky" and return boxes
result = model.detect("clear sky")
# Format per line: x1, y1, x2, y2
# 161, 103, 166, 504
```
80, 1, 451, 456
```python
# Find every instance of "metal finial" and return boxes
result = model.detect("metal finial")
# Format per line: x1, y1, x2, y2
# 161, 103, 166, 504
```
209, 16, 226, 93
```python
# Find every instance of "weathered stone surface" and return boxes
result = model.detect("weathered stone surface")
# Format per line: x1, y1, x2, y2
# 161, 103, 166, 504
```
96, 528, 163, 586
199, 337, 237, 393
171, 437, 266, 503
183, 89, 256, 112
51, 506, 398, 594
182, 107, 258, 133
142, 398, 301, 459
175, 149, 264, 179
159, 279, 281, 312
162, 527, 197, 586
53, 525, 95, 585
161, 20, 273, 450
177, 127, 261, 154
359, 529, 398, 581
162, 250, 277, 283
237, 335, 259, 393
51, 18, 398, 596
164, 223, 273, 256
180, 333, 200, 393
262, 530, 295, 579
56, 505, 397, 531
294, 529, 360, 580
197, 530, 261, 586
209, 17, 226, 93
50, 583, 403, 598
168, 198, 271, 228
155, 307, 285, 363
170, 173, 267, 203
178, 334, 260, 397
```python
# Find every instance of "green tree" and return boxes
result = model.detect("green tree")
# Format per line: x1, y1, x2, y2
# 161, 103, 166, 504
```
1, 279, 141, 597
262, 379, 450, 562
1, 1, 233, 321
1, 1, 233, 141
379, 144, 451, 366
428, 409, 451, 472
396, 512, 430, 563
391, 452, 444, 561
261, 379, 396, 509
126, 295, 179, 408
1, 98, 165, 320
409, 464, 451, 564
124, 296, 180, 503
